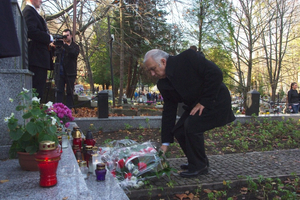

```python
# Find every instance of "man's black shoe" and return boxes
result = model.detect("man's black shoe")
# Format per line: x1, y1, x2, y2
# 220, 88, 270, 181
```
180, 163, 188, 170
179, 167, 208, 178
180, 158, 209, 170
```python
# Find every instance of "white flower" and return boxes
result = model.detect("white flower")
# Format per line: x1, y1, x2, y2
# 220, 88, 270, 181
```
32, 97, 40, 103
127, 163, 135, 171
50, 117, 57, 125
9, 98, 13, 103
130, 176, 137, 182
22, 88, 29, 93
132, 169, 139, 175
4, 117, 9, 123
45, 101, 53, 108
4, 113, 14, 123
137, 181, 144, 187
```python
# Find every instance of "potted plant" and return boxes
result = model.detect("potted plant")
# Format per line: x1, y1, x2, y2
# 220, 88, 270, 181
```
4, 88, 73, 170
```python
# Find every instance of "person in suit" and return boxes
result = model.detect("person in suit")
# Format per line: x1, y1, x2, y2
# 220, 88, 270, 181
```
22, 0, 53, 100
55, 29, 79, 109
143, 49, 236, 178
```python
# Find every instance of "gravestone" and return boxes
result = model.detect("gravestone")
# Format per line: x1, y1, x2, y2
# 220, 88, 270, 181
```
0, 0, 32, 159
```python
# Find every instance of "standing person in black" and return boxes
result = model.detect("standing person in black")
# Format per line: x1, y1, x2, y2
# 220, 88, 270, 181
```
143, 49, 236, 178
56, 29, 79, 109
287, 82, 299, 113
23, 0, 53, 100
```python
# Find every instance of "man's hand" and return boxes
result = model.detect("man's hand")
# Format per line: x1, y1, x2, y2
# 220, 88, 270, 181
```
49, 42, 55, 48
190, 103, 205, 116
160, 145, 168, 154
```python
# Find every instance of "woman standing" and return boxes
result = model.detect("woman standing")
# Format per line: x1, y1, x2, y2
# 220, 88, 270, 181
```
287, 82, 299, 113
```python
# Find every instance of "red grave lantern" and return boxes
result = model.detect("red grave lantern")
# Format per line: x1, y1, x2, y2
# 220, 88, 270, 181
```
35, 140, 61, 187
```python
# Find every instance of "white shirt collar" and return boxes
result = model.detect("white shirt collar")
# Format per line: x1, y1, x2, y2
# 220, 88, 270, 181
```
27, 2, 40, 13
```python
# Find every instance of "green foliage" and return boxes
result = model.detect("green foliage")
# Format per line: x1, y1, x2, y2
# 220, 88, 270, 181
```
5, 89, 62, 157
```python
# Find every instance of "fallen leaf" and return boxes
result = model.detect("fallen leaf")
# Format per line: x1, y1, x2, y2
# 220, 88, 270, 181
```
62, 197, 68, 200
203, 189, 212, 194
0, 180, 9, 184
240, 187, 248, 195
256, 196, 264, 200
184, 190, 189, 194
212, 190, 218, 193
175, 193, 188, 200
187, 193, 194, 199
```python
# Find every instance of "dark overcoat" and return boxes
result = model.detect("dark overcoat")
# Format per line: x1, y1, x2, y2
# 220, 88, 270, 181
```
0, 0, 21, 58
22, 5, 51, 69
157, 49, 236, 143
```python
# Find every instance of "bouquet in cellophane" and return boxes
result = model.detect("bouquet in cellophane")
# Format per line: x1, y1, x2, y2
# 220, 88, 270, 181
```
101, 139, 173, 190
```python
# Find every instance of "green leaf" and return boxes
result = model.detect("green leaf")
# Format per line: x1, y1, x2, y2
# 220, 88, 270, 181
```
9, 129, 24, 141
49, 125, 57, 134
20, 131, 33, 141
25, 121, 38, 136
22, 112, 32, 119
8, 121, 18, 130
35, 121, 44, 133
16, 105, 26, 111
31, 108, 42, 116
25, 145, 38, 154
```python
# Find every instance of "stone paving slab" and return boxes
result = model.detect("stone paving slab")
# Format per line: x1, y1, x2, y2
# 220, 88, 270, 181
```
128, 149, 300, 199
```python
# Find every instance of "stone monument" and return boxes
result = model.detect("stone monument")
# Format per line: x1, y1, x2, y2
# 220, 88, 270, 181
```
0, 0, 32, 159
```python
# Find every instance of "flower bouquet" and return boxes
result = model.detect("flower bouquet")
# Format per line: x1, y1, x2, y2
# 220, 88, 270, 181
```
103, 140, 174, 190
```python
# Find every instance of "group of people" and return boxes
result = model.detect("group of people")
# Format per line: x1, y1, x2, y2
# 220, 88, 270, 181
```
23, 0, 79, 108
19, 0, 237, 179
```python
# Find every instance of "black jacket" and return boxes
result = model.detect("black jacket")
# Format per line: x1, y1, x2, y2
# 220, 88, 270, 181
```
287, 89, 299, 106
22, 5, 51, 69
62, 42, 79, 76
158, 49, 236, 143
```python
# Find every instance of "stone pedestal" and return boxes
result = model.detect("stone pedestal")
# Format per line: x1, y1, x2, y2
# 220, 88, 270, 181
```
0, 0, 31, 159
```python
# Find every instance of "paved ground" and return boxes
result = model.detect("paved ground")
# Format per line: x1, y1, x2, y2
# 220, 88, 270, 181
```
128, 149, 300, 199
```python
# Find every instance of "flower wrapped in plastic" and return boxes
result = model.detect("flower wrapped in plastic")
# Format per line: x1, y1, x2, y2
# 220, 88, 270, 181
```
103, 139, 173, 190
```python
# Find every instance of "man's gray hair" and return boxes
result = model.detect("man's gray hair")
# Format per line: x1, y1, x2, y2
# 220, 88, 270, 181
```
143, 49, 169, 66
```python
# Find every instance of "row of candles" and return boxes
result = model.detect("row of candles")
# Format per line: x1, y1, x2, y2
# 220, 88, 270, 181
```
71, 127, 106, 181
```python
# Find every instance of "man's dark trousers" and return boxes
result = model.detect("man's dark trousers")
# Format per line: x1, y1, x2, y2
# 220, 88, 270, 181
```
29, 65, 48, 99
173, 112, 208, 172
56, 75, 76, 108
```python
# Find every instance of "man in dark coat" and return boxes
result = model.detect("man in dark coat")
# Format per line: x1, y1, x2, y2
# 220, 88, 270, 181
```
143, 49, 236, 178
56, 29, 79, 108
22, 0, 53, 100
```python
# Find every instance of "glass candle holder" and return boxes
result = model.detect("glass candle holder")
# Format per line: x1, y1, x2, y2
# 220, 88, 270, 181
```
79, 161, 88, 179
62, 134, 69, 148
95, 163, 106, 181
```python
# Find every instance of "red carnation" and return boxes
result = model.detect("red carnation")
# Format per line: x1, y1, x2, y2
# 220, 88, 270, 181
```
111, 170, 116, 177
124, 172, 132, 180
138, 162, 147, 171
118, 159, 125, 169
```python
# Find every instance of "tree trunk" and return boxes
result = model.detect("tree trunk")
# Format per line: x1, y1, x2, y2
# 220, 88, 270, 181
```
118, 0, 125, 105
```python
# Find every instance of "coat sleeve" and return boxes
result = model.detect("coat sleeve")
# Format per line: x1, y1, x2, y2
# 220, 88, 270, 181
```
185, 49, 223, 109
23, 7, 50, 45
157, 79, 178, 143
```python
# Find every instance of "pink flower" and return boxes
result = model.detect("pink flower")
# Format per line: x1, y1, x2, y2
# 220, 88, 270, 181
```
65, 122, 70, 128
138, 162, 147, 171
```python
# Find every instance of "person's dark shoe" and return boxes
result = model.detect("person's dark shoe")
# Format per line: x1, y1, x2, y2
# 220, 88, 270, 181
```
180, 158, 209, 170
179, 167, 208, 178
180, 163, 188, 170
